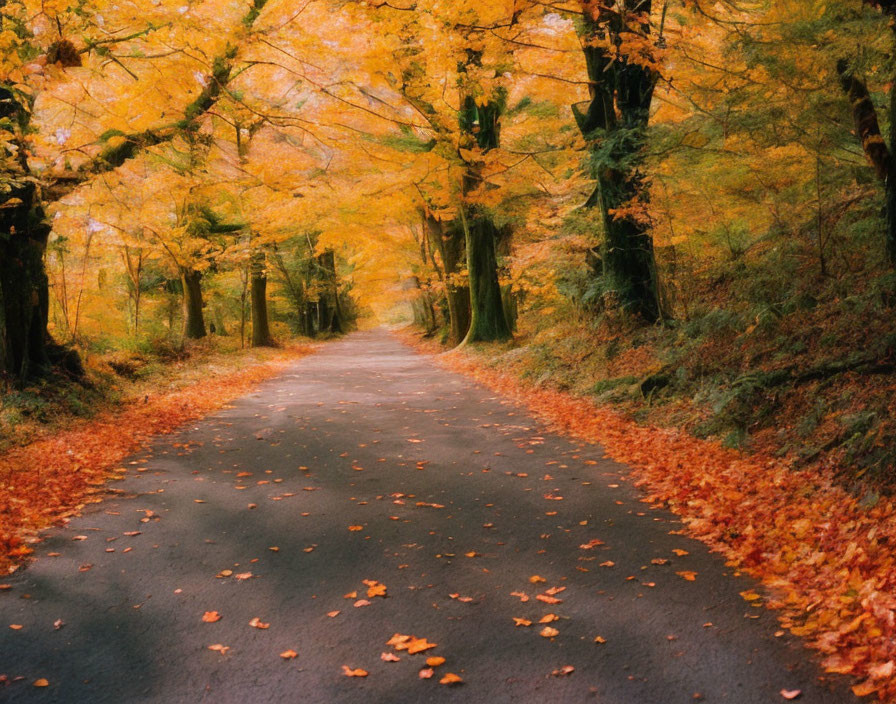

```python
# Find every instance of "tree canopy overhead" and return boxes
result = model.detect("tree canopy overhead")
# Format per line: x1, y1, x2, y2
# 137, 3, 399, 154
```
2, 0, 895, 378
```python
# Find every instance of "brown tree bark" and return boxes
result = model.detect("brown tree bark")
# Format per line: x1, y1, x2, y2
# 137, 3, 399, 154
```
181, 269, 207, 339
250, 250, 274, 347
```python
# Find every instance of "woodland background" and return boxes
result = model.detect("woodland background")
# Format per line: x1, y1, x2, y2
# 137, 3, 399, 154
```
2, 0, 896, 489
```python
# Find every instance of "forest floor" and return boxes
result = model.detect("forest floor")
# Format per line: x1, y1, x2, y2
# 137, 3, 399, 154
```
0, 340, 315, 572
400, 328, 896, 701
0, 331, 856, 703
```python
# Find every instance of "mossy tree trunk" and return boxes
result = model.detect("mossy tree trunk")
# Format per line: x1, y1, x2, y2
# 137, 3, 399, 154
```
574, 1, 661, 322
250, 249, 274, 347
0, 85, 55, 381
181, 268, 207, 339
458, 84, 511, 344
424, 214, 470, 344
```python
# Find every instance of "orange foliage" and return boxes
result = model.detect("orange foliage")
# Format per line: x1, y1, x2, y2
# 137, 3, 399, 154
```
436, 346, 896, 702
0, 347, 312, 573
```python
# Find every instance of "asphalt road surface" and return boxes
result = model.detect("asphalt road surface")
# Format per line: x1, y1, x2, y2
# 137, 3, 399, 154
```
0, 331, 857, 703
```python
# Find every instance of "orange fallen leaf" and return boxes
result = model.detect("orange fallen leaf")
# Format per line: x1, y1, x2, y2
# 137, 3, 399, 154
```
202, 611, 221, 623
513, 617, 532, 627
594, 636, 607, 644
426, 656, 446, 667
354, 599, 371, 608
419, 668, 434, 679
249, 617, 270, 629
348, 525, 364, 532
234, 572, 253, 581
537, 594, 563, 605
539, 614, 559, 624
208, 644, 230, 654
217, 570, 233, 578
365, 581, 387, 598
676, 571, 697, 582
381, 652, 400, 662
344, 591, 358, 599
740, 590, 761, 601
33, 679, 49, 687
9, 624, 23, 630
342, 666, 368, 677
327, 610, 341, 618
540, 626, 559, 638
280, 650, 298, 659
387, 633, 411, 647
440, 673, 463, 685
780, 690, 802, 700
406, 637, 438, 654
510, 591, 530, 602
551, 665, 574, 677
672, 549, 689, 556
851, 680, 878, 697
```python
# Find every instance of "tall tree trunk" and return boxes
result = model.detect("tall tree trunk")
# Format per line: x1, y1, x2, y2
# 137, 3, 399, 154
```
461, 209, 511, 343
0, 187, 53, 381
181, 268, 207, 339
425, 214, 470, 344
574, 1, 661, 322
0, 85, 55, 381
250, 249, 274, 347
318, 249, 343, 334
458, 88, 511, 344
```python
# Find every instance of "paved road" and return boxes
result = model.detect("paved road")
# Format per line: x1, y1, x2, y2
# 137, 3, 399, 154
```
0, 331, 856, 703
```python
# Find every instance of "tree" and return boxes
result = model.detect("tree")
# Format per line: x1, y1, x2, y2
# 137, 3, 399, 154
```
573, 0, 663, 322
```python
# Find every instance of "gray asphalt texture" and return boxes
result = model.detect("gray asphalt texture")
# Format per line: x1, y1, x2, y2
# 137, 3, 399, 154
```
0, 331, 858, 703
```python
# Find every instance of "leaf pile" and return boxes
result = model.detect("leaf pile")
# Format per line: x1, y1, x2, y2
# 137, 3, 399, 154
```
439, 348, 896, 701
0, 347, 312, 573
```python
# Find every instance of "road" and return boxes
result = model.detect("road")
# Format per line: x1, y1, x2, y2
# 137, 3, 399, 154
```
0, 331, 856, 703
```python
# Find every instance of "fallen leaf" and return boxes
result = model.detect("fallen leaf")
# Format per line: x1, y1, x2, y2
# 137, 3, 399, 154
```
327, 610, 341, 618
365, 581, 387, 598
869, 660, 895, 679
780, 690, 802, 700
426, 656, 446, 667
537, 594, 563, 605
672, 549, 689, 556
234, 572, 253, 581
249, 617, 270, 629
348, 525, 364, 532
53, 619, 64, 630
202, 611, 222, 623
513, 617, 532, 627
419, 668, 434, 679
740, 590, 761, 601
676, 571, 697, 582
381, 652, 400, 662
342, 666, 368, 677
9, 624, 23, 630
510, 591, 530, 602
551, 665, 575, 677
406, 637, 438, 654
280, 650, 298, 659
33, 679, 49, 687
440, 673, 463, 685
594, 636, 607, 644
539, 614, 559, 624
540, 626, 559, 638
354, 599, 371, 608
208, 644, 230, 654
